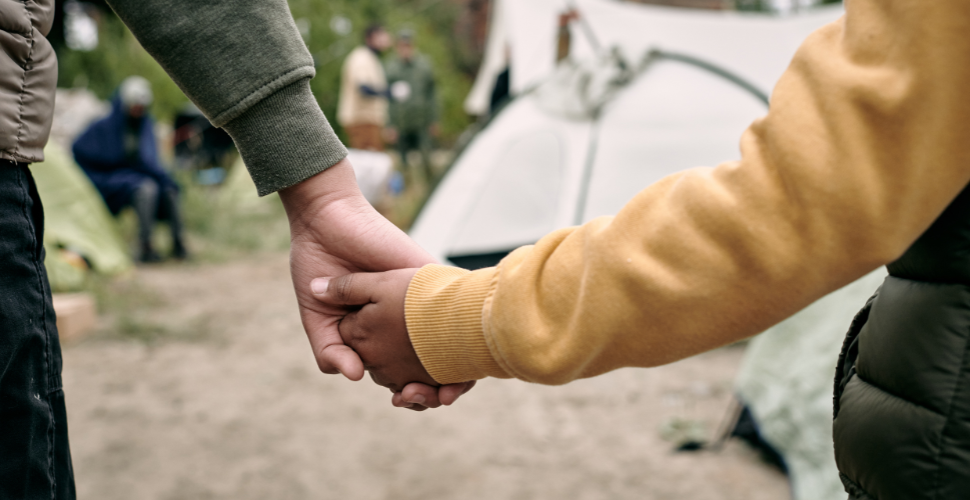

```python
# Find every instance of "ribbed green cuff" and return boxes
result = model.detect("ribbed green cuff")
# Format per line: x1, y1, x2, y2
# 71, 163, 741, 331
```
221, 79, 348, 196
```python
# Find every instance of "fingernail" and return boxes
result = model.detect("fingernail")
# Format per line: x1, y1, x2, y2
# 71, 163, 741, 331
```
408, 394, 426, 405
311, 278, 329, 294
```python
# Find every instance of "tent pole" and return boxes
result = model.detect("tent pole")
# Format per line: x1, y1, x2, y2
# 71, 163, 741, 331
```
573, 118, 602, 226
651, 49, 771, 106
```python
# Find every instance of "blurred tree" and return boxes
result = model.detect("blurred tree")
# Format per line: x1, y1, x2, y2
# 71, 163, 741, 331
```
55, 4, 188, 123
290, 0, 473, 144
55, 0, 474, 145
450, 0, 491, 77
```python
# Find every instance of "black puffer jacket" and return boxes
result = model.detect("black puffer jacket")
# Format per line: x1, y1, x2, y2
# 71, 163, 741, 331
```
834, 184, 970, 498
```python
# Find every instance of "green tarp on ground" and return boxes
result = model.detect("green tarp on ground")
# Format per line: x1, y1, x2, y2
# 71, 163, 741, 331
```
30, 142, 132, 291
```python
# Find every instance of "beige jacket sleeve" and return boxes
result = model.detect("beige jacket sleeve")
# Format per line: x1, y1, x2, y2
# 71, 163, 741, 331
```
405, 0, 970, 385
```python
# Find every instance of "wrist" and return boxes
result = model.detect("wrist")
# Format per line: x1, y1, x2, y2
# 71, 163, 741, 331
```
279, 159, 368, 231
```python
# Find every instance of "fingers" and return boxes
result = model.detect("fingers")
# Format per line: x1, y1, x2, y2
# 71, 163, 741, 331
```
311, 273, 379, 307
391, 391, 431, 412
439, 380, 477, 406
391, 380, 478, 411
301, 311, 365, 381
317, 343, 365, 381
400, 383, 443, 408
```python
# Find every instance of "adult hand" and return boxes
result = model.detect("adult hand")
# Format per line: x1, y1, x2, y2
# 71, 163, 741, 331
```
279, 159, 473, 408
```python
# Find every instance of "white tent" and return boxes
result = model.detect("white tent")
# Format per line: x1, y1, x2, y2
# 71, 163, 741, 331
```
410, 2, 864, 500
414, 0, 843, 265
465, 0, 841, 116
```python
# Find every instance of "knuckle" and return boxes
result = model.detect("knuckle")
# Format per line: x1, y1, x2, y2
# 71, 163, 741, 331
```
334, 275, 355, 301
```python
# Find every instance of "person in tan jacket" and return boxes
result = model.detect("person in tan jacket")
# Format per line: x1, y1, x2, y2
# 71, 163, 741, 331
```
337, 24, 392, 151
311, 0, 970, 405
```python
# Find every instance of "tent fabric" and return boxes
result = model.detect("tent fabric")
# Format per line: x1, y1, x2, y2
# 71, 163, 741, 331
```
414, 96, 591, 257
465, 0, 844, 115
416, 1, 844, 263
31, 142, 133, 283
735, 269, 887, 500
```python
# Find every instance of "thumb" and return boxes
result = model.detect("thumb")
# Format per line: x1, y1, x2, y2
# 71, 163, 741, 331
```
311, 273, 377, 306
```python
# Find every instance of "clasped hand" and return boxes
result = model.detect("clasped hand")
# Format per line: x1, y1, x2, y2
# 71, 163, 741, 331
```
279, 159, 472, 410
311, 270, 474, 410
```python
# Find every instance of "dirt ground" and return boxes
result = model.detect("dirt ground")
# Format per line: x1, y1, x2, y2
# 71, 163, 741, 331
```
62, 252, 790, 500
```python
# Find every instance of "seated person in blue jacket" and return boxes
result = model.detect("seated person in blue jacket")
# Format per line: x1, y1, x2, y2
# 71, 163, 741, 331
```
73, 76, 187, 262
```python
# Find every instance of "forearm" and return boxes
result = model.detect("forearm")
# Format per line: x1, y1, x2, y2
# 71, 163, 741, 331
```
107, 0, 347, 195
406, 0, 970, 385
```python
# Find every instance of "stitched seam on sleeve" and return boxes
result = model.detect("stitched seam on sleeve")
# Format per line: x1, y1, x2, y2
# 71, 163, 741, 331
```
209, 66, 316, 127
12, 0, 34, 159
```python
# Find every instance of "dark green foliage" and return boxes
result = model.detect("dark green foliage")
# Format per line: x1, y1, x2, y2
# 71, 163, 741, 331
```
56, 0, 474, 144
289, 0, 473, 145
55, 11, 188, 123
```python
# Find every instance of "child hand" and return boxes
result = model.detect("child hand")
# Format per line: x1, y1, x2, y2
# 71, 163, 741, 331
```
311, 269, 438, 395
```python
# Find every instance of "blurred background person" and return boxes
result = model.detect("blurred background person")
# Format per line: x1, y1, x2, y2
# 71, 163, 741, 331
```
385, 29, 440, 185
338, 23, 392, 151
72, 76, 187, 263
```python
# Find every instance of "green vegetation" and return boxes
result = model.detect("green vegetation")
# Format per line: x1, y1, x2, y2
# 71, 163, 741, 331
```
291, 0, 474, 145
56, 0, 474, 143
53, 0, 469, 306
56, 13, 187, 123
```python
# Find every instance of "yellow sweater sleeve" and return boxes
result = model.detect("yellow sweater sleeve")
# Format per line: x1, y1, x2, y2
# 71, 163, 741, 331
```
405, 0, 970, 385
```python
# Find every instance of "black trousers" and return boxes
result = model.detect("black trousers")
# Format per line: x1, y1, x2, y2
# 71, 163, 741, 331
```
0, 161, 75, 499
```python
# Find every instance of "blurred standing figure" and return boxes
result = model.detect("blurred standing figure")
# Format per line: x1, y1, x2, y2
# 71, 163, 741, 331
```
73, 76, 187, 263
385, 29, 439, 184
338, 24, 392, 151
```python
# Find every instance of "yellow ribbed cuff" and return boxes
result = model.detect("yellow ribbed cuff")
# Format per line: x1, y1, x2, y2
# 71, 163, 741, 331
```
405, 264, 508, 384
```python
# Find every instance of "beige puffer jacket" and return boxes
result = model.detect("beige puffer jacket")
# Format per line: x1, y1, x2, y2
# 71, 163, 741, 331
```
0, 0, 56, 163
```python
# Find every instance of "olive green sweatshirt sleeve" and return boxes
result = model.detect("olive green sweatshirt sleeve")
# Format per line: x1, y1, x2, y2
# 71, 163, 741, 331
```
106, 0, 347, 195
405, 0, 970, 385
